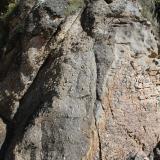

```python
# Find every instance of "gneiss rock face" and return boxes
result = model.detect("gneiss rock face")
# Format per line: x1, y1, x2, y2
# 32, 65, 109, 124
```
0, 0, 160, 159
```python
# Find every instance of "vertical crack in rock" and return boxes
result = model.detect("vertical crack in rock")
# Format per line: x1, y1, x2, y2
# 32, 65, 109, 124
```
95, 118, 103, 160
93, 42, 103, 160
80, 3, 104, 159
94, 101, 103, 160
81, 0, 160, 159
106, 92, 114, 118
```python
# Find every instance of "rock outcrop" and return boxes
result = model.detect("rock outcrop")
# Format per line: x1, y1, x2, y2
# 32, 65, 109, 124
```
0, 0, 160, 159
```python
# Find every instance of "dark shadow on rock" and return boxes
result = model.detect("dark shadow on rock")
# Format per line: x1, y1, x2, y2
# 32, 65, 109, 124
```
153, 141, 160, 160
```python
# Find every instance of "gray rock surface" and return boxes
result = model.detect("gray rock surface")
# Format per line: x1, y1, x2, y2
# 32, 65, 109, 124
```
0, 118, 6, 149
0, 0, 160, 160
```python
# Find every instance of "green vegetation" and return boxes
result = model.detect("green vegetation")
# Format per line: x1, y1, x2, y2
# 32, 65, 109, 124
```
4, 2, 17, 18
0, 0, 18, 20
65, 0, 85, 16
0, 0, 18, 49
0, 0, 10, 15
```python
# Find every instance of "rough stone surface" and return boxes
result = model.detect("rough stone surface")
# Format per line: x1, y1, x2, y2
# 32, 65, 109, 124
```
0, 118, 6, 149
0, 0, 160, 160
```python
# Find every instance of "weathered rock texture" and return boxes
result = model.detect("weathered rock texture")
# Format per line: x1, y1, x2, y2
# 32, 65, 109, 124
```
0, 0, 160, 159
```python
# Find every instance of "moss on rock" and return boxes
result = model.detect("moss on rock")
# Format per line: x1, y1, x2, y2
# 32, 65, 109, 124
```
65, 0, 85, 16
0, 0, 18, 19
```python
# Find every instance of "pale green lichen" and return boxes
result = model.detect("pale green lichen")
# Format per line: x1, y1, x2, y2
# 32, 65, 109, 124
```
65, 0, 85, 16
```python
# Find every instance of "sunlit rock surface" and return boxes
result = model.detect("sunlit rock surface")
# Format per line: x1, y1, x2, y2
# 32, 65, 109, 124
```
0, 0, 160, 159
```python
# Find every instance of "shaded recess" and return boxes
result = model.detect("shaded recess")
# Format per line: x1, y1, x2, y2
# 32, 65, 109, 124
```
104, 0, 113, 4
